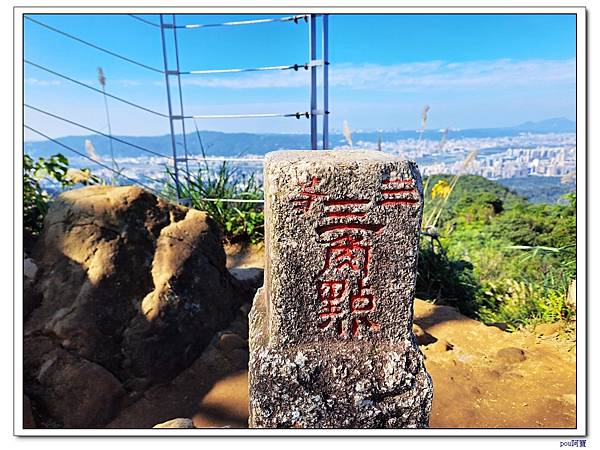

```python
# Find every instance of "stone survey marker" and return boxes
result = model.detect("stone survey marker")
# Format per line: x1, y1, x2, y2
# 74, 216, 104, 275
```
249, 150, 433, 428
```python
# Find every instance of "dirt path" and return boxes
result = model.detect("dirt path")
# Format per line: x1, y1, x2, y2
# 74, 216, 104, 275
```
413, 300, 576, 428
109, 244, 576, 429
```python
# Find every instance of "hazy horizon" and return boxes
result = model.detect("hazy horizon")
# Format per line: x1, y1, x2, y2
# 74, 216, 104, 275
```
23, 116, 575, 143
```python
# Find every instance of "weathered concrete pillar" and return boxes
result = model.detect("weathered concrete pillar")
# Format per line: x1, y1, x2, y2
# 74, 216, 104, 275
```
249, 150, 433, 428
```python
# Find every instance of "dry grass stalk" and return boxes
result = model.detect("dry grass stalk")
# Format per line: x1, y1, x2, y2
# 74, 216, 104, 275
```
97, 67, 106, 87
85, 139, 99, 161
421, 104, 430, 131
439, 128, 448, 151
343, 120, 353, 149
97, 66, 119, 181
427, 148, 480, 228
417, 104, 430, 144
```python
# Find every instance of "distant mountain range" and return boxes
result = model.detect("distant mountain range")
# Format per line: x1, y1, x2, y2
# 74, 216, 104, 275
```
510, 117, 576, 133
24, 117, 575, 159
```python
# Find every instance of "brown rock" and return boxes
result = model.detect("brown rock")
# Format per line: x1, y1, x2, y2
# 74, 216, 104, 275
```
107, 307, 250, 429
486, 322, 509, 332
413, 324, 437, 346
217, 332, 247, 352
28, 186, 247, 383
193, 371, 249, 428
24, 335, 126, 428
229, 267, 264, 290
424, 339, 454, 354
23, 257, 42, 320
24, 185, 250, 427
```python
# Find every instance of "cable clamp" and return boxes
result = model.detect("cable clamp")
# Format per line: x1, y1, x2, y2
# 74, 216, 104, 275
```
293, 15, 309, 24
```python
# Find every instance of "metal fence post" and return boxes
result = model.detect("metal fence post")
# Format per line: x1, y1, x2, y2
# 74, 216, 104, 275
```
309, 14, 318, 150
159, 14, 182, 201
322, 14, 329, 150
172, 14, 191, 193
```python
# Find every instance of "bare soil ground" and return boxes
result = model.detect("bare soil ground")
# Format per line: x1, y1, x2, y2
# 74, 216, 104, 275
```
109, 244, 577, 429
413, 300, 576, 428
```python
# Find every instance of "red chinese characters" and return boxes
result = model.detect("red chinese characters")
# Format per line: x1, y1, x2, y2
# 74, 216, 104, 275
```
289, 174, 416, 338
321, 235, 371, 274
290, 175, 326, 213
316, 231, 380, 337
377, 178, 419, 206
317, 280, 347, 335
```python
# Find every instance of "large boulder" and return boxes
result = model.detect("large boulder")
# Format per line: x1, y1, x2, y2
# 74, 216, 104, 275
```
24, 185, 250, 427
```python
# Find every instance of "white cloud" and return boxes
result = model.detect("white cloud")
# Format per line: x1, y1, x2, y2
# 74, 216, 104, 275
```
25, 77, 142, 88
178, 58, 575, 91
23, 58, 575, 94
115, 79, 142, 87
25, 78, 61, 86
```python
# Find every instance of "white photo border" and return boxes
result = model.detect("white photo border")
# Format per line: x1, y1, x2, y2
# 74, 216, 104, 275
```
13, 3, 587, 438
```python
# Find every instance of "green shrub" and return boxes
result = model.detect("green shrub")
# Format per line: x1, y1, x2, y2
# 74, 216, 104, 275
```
24, 153, 99, 236
478, 278, 574, 331
416, 235, 482, 315
419, 174, 576, 330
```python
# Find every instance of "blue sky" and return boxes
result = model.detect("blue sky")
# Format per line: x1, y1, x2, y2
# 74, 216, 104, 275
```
24, 13, 576, 139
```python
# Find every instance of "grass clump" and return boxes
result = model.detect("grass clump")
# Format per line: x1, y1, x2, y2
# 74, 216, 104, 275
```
165, 162, 264, 244
478, 278, 575, 331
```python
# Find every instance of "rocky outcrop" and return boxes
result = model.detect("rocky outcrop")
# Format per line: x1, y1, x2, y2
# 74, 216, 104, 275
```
107, 301, 250, 429
24, 186, 251, 428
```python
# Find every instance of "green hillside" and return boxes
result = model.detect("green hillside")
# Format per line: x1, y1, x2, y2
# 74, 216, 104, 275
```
418, 174, 576, 330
